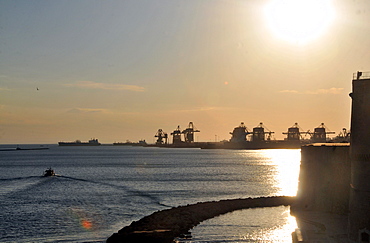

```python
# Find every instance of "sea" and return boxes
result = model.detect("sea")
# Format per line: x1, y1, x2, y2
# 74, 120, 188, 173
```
0, 145, 301, 243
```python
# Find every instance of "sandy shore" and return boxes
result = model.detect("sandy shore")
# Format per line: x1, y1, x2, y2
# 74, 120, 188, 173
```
107, 196, 295, 243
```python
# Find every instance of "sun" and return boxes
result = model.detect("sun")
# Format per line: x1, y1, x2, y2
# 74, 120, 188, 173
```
264, 0, 335, 44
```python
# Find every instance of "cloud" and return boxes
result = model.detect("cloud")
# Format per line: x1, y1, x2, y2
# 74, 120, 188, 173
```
279, 87, 344, 95
307, 87, 344, 94
64, 81, 145, 92
66, 108, 105, 114
279, 90, 300, 94
168, 106, 235, 113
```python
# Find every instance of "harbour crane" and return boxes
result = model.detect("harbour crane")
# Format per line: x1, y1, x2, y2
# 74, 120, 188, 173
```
282, 123, 310, 141
154, 129, 168, 145
252, 122, 275, 142
182, 122, 200, 143
230, 122, 250, 143
171, 125, 183, 144
309, 123, 335, 142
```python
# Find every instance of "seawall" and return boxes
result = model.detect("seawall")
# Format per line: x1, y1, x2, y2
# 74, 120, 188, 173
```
292, 143, 351, 214
107, 196, 295, 243
291, 143, 351, 242
348, 76, 370, 242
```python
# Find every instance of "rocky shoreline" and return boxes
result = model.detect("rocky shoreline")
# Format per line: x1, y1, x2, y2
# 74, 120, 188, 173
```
107, 196, 295, 243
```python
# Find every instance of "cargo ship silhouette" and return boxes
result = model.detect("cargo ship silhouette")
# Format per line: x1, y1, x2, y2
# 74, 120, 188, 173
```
58, 138, 101, 146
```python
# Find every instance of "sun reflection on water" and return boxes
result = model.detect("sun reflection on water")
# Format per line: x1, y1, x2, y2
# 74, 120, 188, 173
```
263, 209, 297, 242
243, 207, 298, 242
261, 149, 301, 196
202, 149, 300, 242
188, 206, 298, 243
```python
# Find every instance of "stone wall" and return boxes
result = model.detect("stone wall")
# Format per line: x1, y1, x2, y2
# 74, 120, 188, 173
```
292, 143, 351, 215
348, 77, 370, 242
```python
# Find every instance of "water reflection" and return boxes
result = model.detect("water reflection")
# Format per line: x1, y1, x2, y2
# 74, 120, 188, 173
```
184, 149, 301, 242
187, 206, 297, 243
243, 208, 298, 242
261, 149, 301, 196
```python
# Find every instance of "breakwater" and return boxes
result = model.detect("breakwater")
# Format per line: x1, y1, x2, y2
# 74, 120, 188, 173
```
107, 196, 295, 243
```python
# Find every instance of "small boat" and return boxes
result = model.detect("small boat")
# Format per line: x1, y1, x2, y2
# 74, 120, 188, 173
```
43, 168, 55, 177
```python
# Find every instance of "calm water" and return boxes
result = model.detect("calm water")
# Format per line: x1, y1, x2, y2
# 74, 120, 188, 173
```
0, 145, 300, 242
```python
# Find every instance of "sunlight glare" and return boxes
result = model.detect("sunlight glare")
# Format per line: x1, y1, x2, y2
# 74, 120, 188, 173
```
240, 207, 298, 242
263, 149, 301, 196
81, 219, 93, 230
264, 0, 335, 44
269, 210, 298, 241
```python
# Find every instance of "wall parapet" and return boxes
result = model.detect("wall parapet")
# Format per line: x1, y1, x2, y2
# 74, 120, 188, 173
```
353, 71, 370, 80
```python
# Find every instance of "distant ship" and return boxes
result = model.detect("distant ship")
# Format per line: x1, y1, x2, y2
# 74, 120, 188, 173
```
58, 138, 101, 146
113, 140, 147, 146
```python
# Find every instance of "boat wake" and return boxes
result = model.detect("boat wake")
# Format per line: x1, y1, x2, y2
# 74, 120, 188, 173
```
0, 176, 52, 197
0, 176, 40, 181
59, 175, 170, 208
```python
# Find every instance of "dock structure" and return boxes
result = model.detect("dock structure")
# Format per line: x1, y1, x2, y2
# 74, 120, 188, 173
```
151, 121, 344, 149
152, 122, 202, 148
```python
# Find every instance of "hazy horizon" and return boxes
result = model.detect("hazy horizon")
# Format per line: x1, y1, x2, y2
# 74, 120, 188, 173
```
1, 0, 369, 144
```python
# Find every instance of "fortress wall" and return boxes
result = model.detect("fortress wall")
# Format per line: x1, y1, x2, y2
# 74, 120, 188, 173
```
348, 190, 370, 242
293, 143, 350, 214
348, 77, 370, 242
292, 76, 370, 242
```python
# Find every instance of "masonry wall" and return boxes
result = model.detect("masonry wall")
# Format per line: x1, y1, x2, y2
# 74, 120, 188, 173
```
348, 78, 370, 242
293, 144, 351, 214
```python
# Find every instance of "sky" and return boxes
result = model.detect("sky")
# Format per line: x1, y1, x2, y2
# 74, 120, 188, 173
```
1, 0, 370, 144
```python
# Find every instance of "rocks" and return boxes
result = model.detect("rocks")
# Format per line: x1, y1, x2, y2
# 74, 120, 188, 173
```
107, 196, 295, 243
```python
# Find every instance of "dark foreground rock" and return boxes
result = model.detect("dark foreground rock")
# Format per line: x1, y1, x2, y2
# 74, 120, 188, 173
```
107, 196, 295, 243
